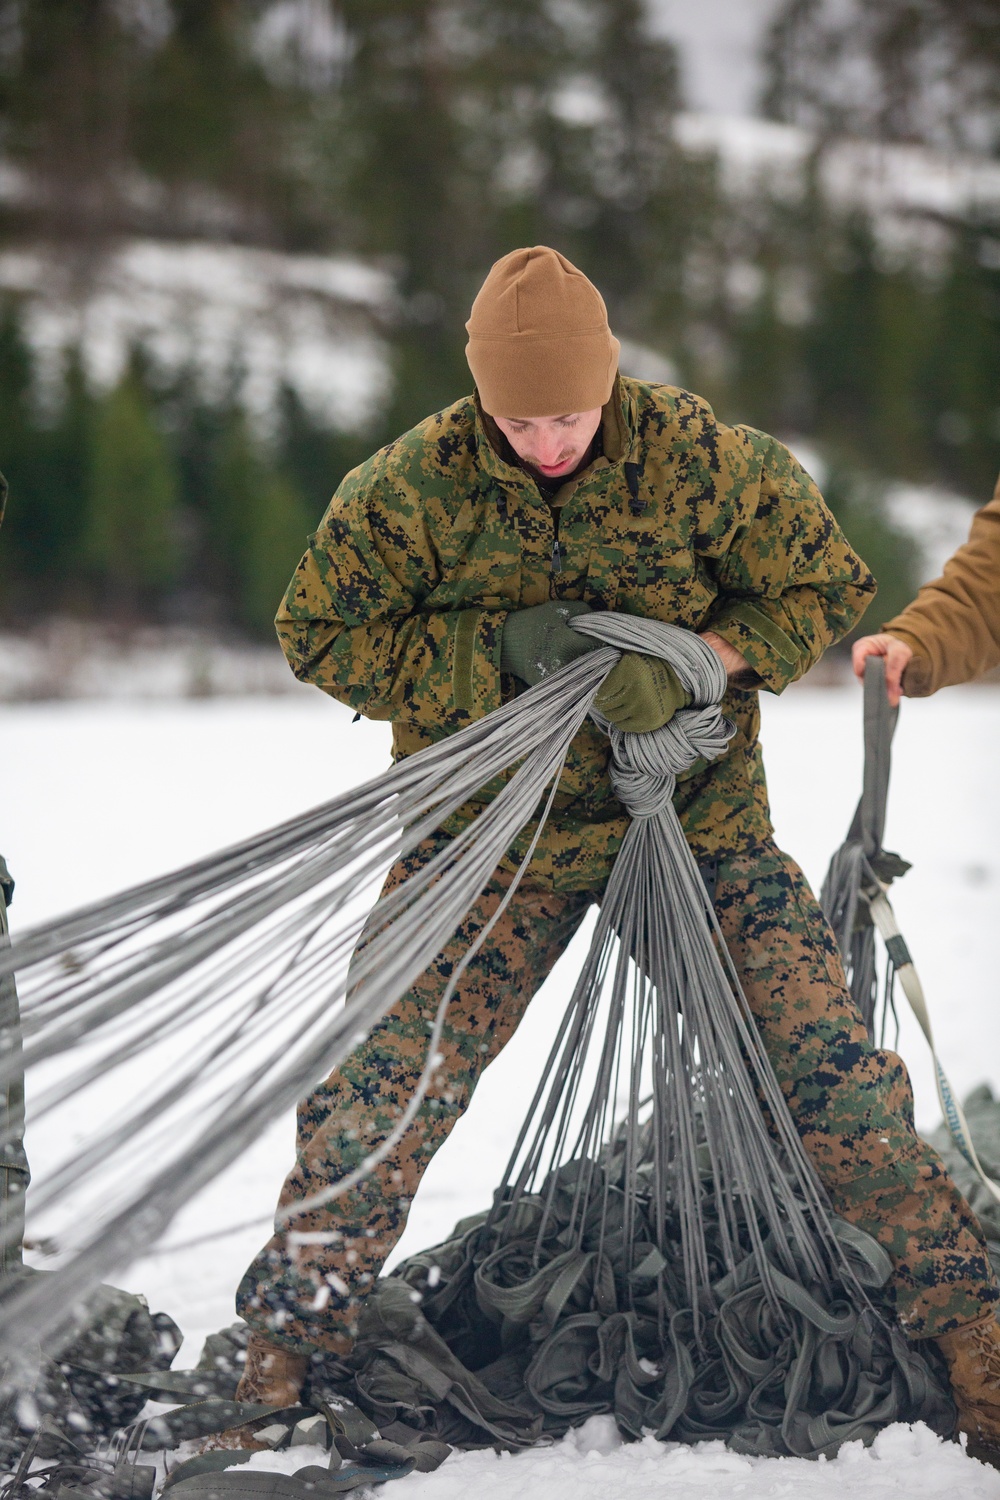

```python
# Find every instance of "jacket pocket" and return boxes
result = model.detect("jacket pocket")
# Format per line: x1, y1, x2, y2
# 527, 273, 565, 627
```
427, 500, 521, 608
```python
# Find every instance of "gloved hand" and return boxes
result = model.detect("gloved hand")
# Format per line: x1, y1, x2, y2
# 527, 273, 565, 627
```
594, 652, 689, 733
500, 600, 598, 686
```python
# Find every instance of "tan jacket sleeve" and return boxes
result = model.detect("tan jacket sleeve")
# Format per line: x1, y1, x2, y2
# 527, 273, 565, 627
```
883, 476, 1000, 697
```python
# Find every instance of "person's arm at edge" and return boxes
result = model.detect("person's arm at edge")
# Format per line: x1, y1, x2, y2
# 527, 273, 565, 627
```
853, 478, 1000, 705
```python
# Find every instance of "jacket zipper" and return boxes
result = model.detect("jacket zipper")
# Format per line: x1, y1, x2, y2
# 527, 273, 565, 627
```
551, 499, 563, 576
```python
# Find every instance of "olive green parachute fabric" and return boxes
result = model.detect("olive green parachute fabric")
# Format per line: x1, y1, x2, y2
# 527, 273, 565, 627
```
0, 1268, 180, 1469
100, 1117, 959, 1470
297, 1136, 955, 1462
930, 1085, 1000, 1285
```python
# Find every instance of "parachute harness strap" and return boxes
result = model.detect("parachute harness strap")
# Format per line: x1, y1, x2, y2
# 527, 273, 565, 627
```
822, 656, 1000, 1205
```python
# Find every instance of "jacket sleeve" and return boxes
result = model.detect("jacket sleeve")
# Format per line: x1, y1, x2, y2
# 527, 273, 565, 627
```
882, 482, 1000, 697
275, 461, 505, 728
700, 431, 877, 692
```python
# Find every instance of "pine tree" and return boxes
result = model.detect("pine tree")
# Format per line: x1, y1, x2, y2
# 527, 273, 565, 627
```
33, 350, 94, 590
762, 0, 1000, 155
923, 224, 1000, 497
2, 0, 312, 243
85, 370, 180, 613
0, 303, 40, 604
210, 408, 311, 636
821, 463, 921, 635
241, 470, 312, 635
277, 385, 372, 521
323, 0, 685, 434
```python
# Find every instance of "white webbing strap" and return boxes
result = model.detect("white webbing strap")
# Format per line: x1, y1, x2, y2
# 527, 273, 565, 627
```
866, 885, 1000, 1206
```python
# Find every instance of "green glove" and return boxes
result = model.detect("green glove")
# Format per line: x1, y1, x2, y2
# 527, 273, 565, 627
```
500, 600, 598, 686
594, 652, 689, 733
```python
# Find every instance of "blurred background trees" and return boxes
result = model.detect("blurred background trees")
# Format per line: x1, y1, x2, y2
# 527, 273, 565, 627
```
0, 0, 997, 639
762, 0, 1000, 153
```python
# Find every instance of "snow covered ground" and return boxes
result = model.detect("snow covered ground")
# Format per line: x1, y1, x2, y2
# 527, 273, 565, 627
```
4, 681, 1000, 1494
0, 621, 310, 701
237, 1415, 1000, 1497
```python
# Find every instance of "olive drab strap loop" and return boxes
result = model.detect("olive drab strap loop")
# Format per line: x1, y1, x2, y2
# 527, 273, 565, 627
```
822, 658, 1000, 1205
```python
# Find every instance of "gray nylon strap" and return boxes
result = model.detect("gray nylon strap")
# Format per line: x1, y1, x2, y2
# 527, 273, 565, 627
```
855, 655, 898, 856
820, 657, 903, 1034
486, 616, 854, 1339
819, 658, 1000, 1201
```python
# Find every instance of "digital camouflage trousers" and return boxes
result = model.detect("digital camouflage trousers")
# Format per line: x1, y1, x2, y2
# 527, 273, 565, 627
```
237, 836, 999, 1354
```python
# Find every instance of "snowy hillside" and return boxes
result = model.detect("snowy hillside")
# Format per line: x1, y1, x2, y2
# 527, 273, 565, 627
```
1, 114, 996, 426
0, 239, 389, 432
675, 112, 1000, 238
4, 682, 1000, 1494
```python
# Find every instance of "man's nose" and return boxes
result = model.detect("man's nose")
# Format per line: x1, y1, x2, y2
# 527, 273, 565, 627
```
532, 431, 564, 465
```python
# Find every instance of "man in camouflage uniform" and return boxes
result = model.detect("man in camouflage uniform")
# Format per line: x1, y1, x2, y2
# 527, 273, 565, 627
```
233, 247, 1000, 1451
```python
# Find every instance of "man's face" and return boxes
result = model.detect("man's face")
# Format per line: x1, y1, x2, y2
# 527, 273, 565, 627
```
492, 408, 603, 483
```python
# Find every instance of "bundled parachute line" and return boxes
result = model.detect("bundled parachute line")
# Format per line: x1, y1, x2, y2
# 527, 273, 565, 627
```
0, 618, 957, 1464
0, 617, 837, 1319
0, 635, 611, 1356
485, 623, 841, 1335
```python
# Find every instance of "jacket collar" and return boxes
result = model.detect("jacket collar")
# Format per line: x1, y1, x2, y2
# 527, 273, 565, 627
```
472, 375, 638, 491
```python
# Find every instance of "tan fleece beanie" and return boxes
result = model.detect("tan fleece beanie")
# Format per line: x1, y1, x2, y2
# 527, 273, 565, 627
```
465, 246, 620, 418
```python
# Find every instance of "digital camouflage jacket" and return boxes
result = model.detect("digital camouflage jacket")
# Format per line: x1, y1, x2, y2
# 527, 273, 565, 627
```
277, 378, 876, 889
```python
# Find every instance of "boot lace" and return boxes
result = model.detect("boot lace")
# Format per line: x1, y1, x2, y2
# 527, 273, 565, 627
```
968, 1322, 1000, 1390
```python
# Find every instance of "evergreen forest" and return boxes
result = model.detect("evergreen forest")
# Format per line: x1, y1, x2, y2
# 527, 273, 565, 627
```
0, 0, 998, 639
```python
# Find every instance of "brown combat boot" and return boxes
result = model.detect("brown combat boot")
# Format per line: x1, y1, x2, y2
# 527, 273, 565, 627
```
199, 1332, 310, 1453
235, 1331, 309, 1407
937, 1312, 1000, 1466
